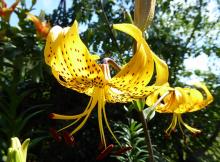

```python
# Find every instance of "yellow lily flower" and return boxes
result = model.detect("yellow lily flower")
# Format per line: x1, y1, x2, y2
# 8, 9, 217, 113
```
146, 83, 213, 136
44, 20, 168, 148
0, 0, 20, 22
26, 13, 51, 39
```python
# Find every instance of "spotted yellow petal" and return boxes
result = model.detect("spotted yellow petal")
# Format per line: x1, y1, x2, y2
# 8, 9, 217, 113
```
110, 24, 157, 97
44, 21, 105, 95
173, 87, 193, 113
146, 84, 175, 113
152, 52, 169, 86
188, 83, 213, 112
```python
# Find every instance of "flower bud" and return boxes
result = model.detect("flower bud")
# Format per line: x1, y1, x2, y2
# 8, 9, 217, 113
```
6, 137, 30, 162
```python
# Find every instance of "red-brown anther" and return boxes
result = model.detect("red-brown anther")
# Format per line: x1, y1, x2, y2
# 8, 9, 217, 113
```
164, 133, 170, 140
98, 141, 105, 151
192, 131, 202, 137
49, 128, 62, 142
113, 146, 133, 156
48, 113, 55, 119
63, 131, 75, 146
172, 128, 177, 133
96, 144, 114, 161
183, 137, 188, 145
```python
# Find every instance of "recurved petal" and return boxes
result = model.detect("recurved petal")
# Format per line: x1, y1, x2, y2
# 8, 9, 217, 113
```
105, 85, 159, 103
145, 84, 174, 113
44, 21, 105, 95
113, 23, 143, 42
109, 23, 155, 97
152, 52, 169, 86
44, 25, 63, 65
194, 82, 213, 104
188, 83, 213, 112
145, 88, 159, 106
105, 86, 132, 103
155, 92, 176, 113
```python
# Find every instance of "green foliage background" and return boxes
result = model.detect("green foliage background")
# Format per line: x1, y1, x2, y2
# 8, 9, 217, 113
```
0, 0, 219, 161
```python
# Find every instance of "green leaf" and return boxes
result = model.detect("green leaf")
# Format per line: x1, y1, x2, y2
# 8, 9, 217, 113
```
143, 107, 156, 121
15, 109, 45, 134
29, 136, 48, 148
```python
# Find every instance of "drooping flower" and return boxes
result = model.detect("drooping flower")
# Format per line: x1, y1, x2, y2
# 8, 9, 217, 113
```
26, 12, 51, 39
146, 83, 213, 136
0, 0, 20, 22
44, 20, 168, 148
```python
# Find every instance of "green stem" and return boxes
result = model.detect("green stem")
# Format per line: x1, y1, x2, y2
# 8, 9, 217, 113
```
139, 110, 155, 162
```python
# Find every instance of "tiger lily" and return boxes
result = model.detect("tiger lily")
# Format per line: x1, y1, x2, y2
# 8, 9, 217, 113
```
0, 0, 20, 22
146, 83, 213, 136
26, 13, 51, 39
44, 20, 168, 148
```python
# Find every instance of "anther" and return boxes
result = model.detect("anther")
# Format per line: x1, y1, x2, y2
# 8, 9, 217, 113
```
96, 144, 114, 160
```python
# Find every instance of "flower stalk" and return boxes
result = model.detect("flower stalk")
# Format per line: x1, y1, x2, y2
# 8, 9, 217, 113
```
134, 1, 157, 161
139, 110, 154, 162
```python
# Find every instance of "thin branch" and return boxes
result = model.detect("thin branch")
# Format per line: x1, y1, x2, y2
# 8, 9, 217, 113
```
184, 2, 202, 49
98, 0, 122, 56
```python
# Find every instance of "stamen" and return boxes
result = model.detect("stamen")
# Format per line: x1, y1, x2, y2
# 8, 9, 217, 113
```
48, 112, 88, 120
103, 105, 121, 147
164, 132, 170, 140
178, 114, 201, 134
192, 131, 202, 137
98, 141, 105, 151
113, 146, 132, 156
63, 131, 75, 146
48, 113, 55, 119
102, 58, 121, 71
165, 114, 177, 136
96, 144, 114, 161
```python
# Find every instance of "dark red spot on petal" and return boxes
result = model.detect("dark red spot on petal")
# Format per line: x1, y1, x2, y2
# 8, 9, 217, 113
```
96, 144, 114, 161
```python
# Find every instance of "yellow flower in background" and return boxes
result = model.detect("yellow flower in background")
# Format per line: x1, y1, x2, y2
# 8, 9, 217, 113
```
44, 20, 168, 148
146, 83, 213, 136
26, 13, 51, 39
0, 0, 20, 22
